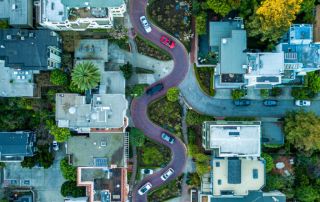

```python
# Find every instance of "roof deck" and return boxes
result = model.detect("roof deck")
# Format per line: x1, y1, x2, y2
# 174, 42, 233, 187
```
212, 158, 265, 196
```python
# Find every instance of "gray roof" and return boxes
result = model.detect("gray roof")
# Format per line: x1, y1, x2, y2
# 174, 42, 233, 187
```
220, 30, 247, 74
0, 131, 35, 157
0, 29, 61, 70
228, 158, 241, 184
210, 191, 286, 202
209, 21, 243, 48
0, 0, 33, 27
61, 0, 125, 8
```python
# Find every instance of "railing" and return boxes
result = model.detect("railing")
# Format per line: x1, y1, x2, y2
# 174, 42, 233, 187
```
124, 132, 129, 167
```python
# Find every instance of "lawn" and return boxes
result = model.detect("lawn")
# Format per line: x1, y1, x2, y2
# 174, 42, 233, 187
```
148, 98, 183, 139
148, 175, 183, 202
194, 65, 215, 96
135, 35, 171, 61
147, 0, 192, 49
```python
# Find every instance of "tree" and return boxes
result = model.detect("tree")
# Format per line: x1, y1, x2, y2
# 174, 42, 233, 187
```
166, 87, 180, 102
295, 186, 319, 202
305, 71, 320, 94
298, 0, 316, 23
231, 89, 246, 100
71, 62, 100, 91
21, 156, 36, 168
247, 0, 302, 43
260, 89, 269, 98
264, 174, 285, 191
50, 69, 68, 86
270, 87, 282, 97
60, 158, 77, 181
291, 87, 314, 100
46, 120, 71, 142
60, 181, 86, 197
142, 147, 164, 166
186, 172, 201, 187
129, 127, 146, 147
261, 153, 274, 173
130, 84, 147, 97
0, 20, 9, 29
196, 12, 207, 35
284, 110, 320, 153
206, 0, 241, 17
120, 62, 133, 80
196, 162, 210, 176
186, 110, 214, 126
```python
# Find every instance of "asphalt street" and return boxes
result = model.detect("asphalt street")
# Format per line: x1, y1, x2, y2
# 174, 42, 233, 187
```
129, 0, 189, 201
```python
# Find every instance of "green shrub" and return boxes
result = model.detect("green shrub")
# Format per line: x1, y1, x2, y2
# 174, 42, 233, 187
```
166, 87, 180, 102
261, 153, 274, 173
50, 69, 68, 86
231, 89, 246, 100
186, 110, 214, 126
120, 62, 133, 80
291, 87, 314, 100
260, 89, 269, 98
60, 181, 86, 197
270, 87, 282, 97
60, 158, 77, 181
130, 84, 148, 97
129, 127, 146, 147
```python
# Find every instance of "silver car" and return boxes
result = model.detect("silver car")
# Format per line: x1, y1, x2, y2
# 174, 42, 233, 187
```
161, 168, 174, 181
295, 100, 311, 106
138, 182, 152, 195
140, 16, 152, 33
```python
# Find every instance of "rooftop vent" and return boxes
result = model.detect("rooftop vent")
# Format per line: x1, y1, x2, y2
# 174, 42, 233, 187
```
101, 141, 106, 146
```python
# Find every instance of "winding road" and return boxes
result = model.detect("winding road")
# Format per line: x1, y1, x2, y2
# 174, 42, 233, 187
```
129, 0, 189, 201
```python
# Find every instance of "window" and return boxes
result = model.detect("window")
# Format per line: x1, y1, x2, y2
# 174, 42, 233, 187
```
218, 179, 222, 185
215, 162, 220, 167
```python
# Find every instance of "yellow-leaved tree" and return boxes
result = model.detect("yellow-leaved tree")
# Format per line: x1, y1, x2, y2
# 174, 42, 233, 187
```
247, 0, 302, 43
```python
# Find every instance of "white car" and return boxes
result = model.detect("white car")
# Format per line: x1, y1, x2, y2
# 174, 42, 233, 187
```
160, 168, 174, 181
52, 141, 59, 151
141, 169, 154, 175
295, 100, 311, 106
138, 182, 152, 195
140, 16, 152, 33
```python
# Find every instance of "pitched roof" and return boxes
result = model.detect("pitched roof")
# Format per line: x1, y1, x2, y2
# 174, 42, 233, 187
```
0, 29, 61, 70
0, 131, 35, 156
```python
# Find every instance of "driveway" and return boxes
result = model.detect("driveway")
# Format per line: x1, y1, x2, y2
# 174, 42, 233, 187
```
180, 64, 320, 117
3, 147, 66, 202
129, 0, 189, 201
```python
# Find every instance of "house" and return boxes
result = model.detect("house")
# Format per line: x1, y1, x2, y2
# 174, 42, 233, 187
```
0, 29, 62, 97
200, 121, 286, 201
55, 93, 128, 133
0, 131, 36, 162
210, 21, 320, 88
66, 133, 129, 202
0, 0, 33, 28
35, 0, 126, 31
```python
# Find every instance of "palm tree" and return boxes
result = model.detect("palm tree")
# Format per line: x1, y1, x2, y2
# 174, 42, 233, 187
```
71, 62, 101, 91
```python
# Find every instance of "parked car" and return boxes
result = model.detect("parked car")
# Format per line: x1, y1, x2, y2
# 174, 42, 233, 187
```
160, 35, 175, 49
161, 168, 174, 181
295, 100, 311, 106
141, 169, 154, 175
146, 83, 164, 96
138, 182, 152, 195
139, 16, 152, 33
263, 99, 278, 106
233, 99, 251, 106
161, 132, 175, 144
52, 141, 59, 151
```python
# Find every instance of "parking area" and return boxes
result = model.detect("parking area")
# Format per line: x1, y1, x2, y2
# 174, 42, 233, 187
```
3, 146, 66, 202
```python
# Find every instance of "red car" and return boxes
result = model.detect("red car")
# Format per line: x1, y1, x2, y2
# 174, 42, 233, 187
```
160, 35, 175, 49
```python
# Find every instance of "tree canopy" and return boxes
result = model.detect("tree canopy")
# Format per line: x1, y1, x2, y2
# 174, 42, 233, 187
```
71, 61, 100, 91
60, 158, 77, 181
60, 181, 86, 197
295, 186, 319, 202
129, 127, 146, 147
284, 110, 320, 153
120, 62, 133, 80
247, 0, 302, 43
261, 153, 275, 173
46, 120, 71, 142
186, 110, 214, 126
206, 0, 240, 17
50, 69, 68, 86
166, 87, 180, 102
196, 12, 207, 35
142, 147, 164, 166
130, 84, 148, 97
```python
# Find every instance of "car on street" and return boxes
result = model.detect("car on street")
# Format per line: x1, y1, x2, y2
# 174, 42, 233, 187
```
138, 182, 152, 195
161, 168, 174, 181
52, 141, 59, 151
295, 100, 311, 106
233, 99, 251, 106
160, 35, 175, 49
139, 16, 152, 33
146, 83, 164, 96
263, 99, 278, 106
141, 169, 154, 175
161, 132, 175, 144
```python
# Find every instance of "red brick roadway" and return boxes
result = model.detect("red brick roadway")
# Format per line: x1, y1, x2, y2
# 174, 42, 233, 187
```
129, 0, 190, 201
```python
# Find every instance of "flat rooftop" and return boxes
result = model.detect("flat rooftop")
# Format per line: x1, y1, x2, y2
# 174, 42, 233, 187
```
67, 133, 125, 167
75, 39, 108, 61
55, 93, 128, 129
206, 121, 261, 157
100, 71, 125, 94
247, 52, 284, 75
0, 0, 32, 26
212, 158, 265, 196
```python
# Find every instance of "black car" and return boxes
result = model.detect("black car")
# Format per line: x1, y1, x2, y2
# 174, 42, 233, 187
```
146, 83, 164, 96
233, 99, 251, 106
263, 99, 278, 106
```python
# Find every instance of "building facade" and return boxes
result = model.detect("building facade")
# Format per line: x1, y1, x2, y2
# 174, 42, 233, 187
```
35, 0, 126, 31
